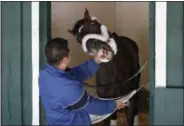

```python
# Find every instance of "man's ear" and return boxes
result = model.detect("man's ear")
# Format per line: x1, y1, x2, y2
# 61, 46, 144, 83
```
62, 57, 68, 64
84, 8, 91, 21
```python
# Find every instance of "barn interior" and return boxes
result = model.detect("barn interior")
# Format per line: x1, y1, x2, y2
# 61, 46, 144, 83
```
51, 2, 149, 126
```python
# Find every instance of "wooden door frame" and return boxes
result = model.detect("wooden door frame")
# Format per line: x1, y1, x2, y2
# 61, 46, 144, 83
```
0, 2, 2, 125
1, 2, 33, 125
39, 2, 51, 125
149, 2, 155, 125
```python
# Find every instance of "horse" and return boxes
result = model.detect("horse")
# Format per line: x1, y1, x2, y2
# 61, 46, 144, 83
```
68, 9, 141, 126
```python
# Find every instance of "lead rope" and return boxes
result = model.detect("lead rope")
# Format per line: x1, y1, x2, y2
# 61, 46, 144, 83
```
84, 60, 148, 88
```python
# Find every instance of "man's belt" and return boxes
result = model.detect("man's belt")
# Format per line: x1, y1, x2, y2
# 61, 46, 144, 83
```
65, 90, 89, 111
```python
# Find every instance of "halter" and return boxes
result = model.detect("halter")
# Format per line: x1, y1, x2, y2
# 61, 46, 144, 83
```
82, 25, 117, 55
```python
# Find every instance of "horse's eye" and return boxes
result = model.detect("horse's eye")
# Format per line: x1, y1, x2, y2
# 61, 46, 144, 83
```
91, 22, 95, 26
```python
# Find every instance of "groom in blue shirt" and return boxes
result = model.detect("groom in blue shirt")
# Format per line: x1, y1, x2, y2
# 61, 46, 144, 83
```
39, 37, 125, 125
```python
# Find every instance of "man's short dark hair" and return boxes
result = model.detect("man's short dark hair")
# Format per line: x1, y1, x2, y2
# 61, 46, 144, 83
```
45, 37, 70, 65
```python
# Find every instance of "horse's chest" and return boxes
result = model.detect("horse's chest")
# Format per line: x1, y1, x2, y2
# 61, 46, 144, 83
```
112, 52, 133, 76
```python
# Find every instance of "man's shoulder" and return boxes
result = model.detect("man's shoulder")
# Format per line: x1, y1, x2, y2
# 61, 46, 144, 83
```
39, 69, 73, 85
39, 69, 49, 80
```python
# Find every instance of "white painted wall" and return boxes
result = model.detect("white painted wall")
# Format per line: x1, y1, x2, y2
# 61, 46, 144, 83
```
0, 2, 2, 126
31, 2, 40, 125
155, 2, 167, 88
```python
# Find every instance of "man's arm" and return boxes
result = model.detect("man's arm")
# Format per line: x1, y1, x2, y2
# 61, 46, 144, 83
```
83, 96, 116, 115
61, 84, 116, 115
67, 59, 99, 82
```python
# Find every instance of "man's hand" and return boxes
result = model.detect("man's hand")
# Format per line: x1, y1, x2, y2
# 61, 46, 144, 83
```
93, 49, 107, 64
115, 100, 126, 110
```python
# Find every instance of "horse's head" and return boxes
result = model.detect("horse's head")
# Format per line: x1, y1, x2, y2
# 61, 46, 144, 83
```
68, 8, 117, 62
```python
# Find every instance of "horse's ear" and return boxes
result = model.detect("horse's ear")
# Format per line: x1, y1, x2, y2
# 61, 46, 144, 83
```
68, 29, 75, 36
84, 8, 90, 21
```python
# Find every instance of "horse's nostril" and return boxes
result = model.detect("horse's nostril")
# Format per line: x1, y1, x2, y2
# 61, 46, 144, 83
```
93, 42, 97, 46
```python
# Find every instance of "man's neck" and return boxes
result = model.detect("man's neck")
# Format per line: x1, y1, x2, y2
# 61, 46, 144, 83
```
56, 63, 67, 71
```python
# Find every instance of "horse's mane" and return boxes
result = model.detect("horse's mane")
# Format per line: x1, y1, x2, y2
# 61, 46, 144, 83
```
69, 19, 85, 36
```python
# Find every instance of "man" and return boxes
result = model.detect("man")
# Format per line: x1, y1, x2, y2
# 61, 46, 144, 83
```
39, 37, 125, 126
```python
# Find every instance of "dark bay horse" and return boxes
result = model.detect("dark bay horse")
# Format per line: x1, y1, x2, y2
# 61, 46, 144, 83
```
68, 9, 141, 126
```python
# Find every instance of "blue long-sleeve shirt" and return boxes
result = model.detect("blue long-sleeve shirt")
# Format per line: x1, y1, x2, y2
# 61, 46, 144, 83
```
39, 59, 116, 125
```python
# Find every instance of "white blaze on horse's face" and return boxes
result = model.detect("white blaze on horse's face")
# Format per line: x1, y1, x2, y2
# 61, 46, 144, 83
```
78, 16, 98, 33
78, 25, 83, 33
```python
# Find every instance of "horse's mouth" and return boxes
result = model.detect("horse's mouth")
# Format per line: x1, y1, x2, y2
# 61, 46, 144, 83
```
85, 39, 117, 62
88, 48, 113, 62
101, 49, 113, 61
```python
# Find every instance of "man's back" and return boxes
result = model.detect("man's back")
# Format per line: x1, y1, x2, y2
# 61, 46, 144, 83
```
39, 60, 117, 126
39, 64, 91, 125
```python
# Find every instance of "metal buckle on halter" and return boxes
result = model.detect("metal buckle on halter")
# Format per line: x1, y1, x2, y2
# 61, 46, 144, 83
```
125, 101, 130, 107
107, 39, 111, 43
